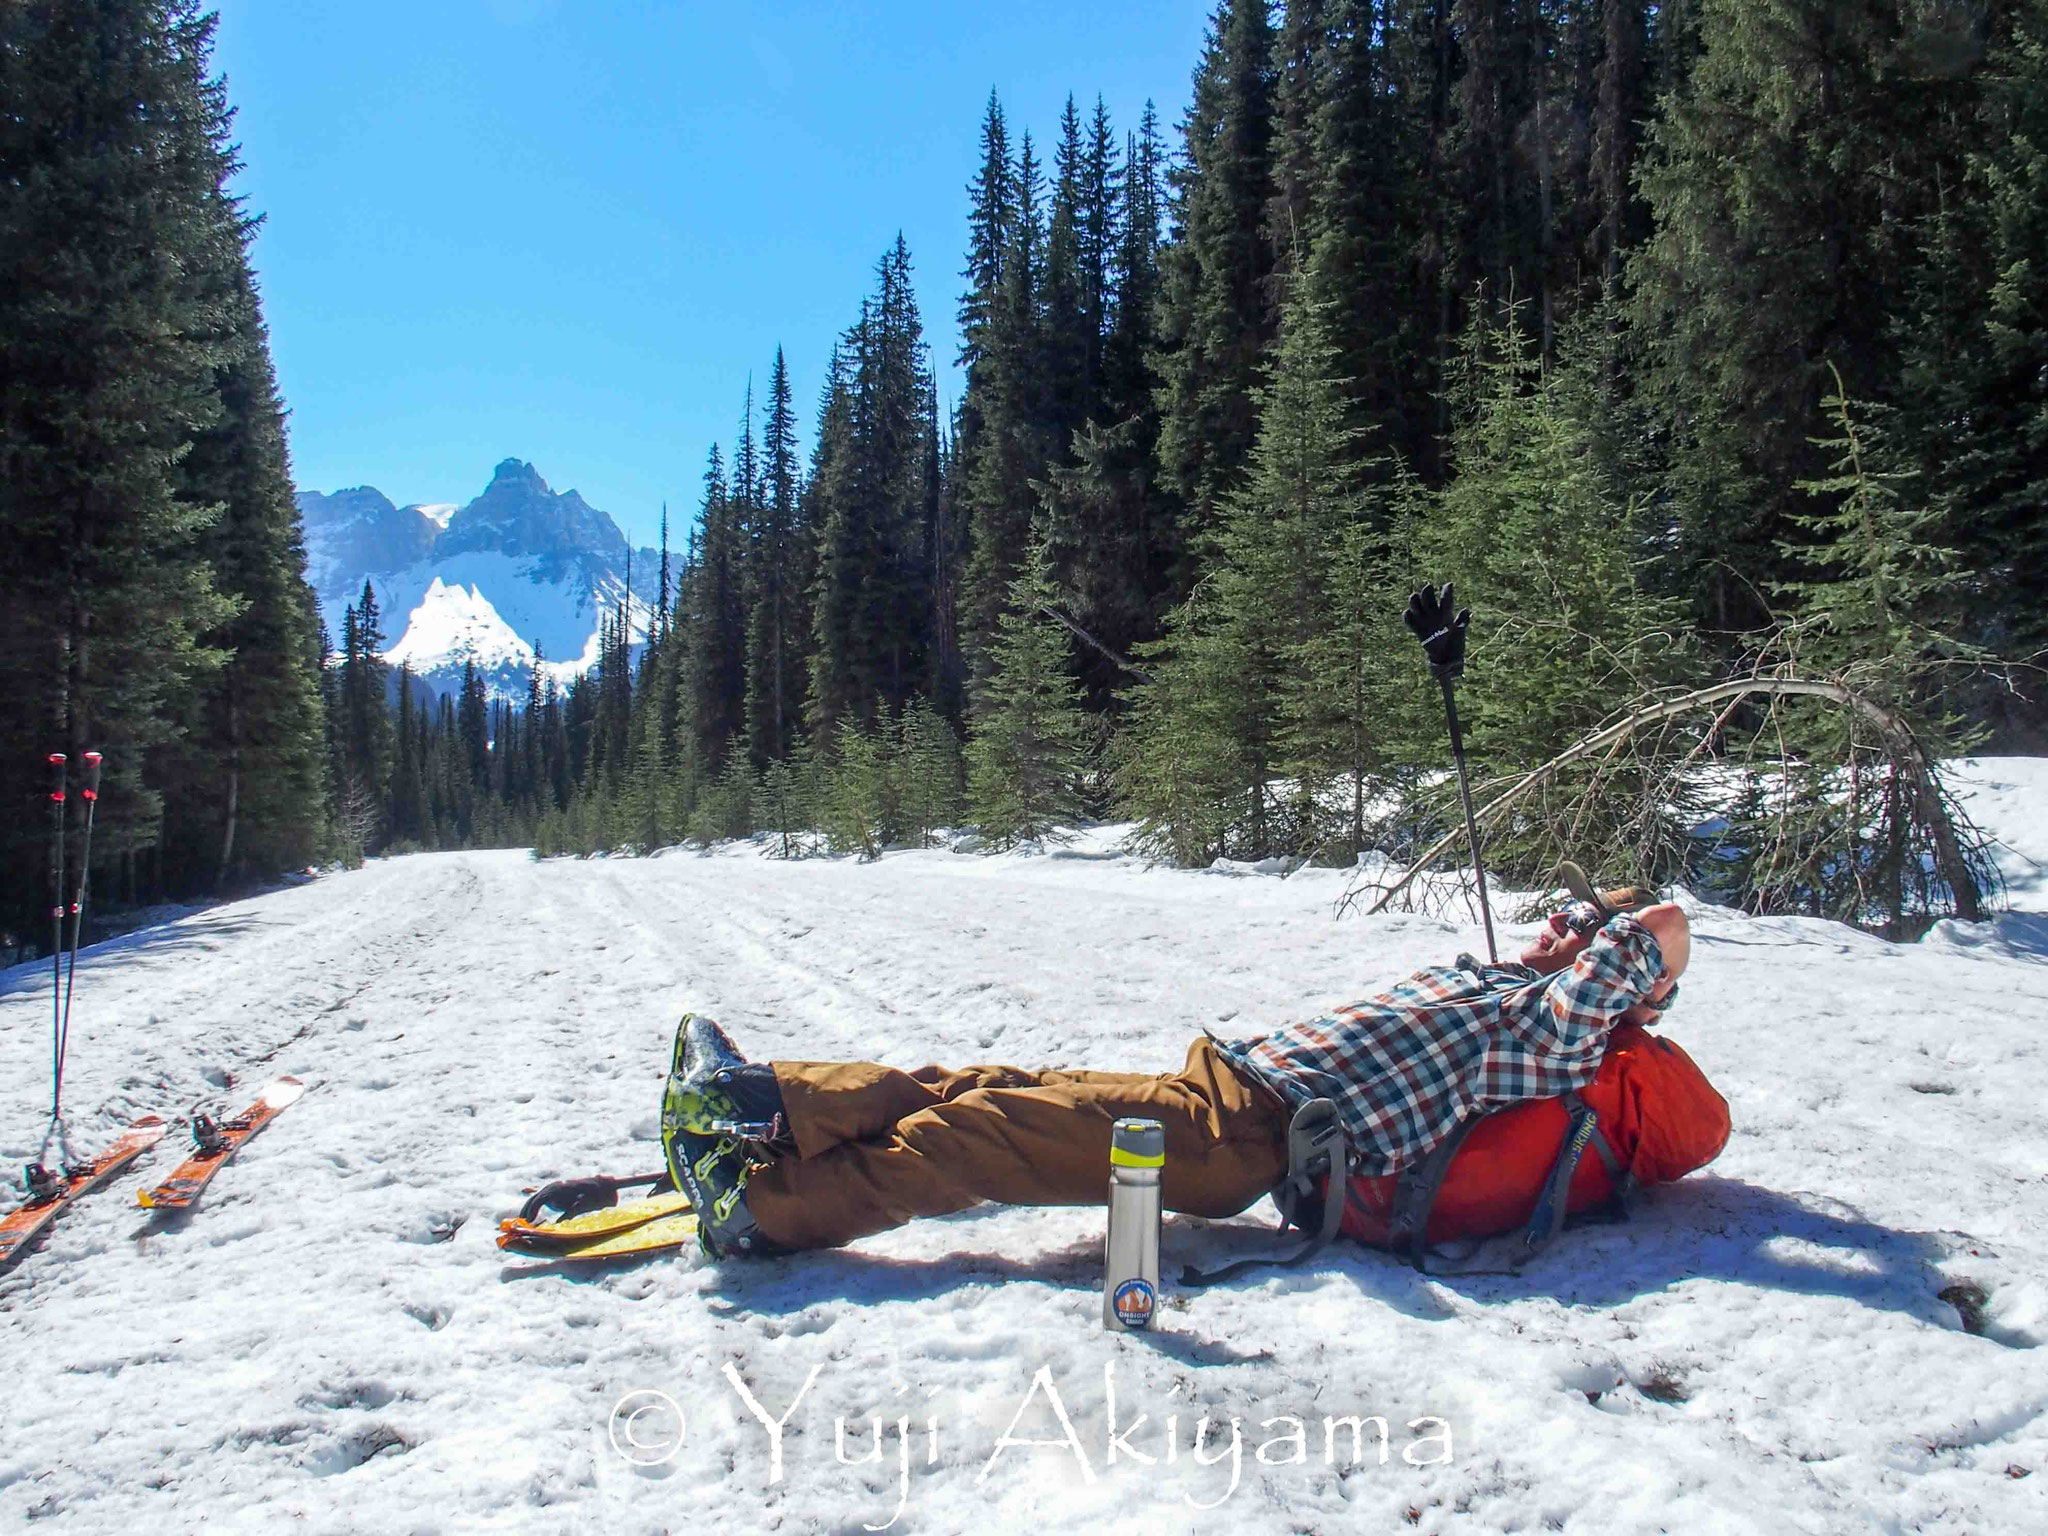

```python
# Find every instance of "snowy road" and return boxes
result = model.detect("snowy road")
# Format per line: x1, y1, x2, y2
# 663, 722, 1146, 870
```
4, 761, 2047, 1533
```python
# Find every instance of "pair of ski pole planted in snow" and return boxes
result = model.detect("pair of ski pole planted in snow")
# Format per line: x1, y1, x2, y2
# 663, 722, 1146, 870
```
44, 750, 102, 1136
0, 750, 307, 1276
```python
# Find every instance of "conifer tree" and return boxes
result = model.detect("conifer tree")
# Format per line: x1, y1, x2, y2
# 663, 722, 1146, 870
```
968, 538, 1091, 846
1723, 382, 1985, 929
1112, 590, 1251, 867
1268, 0, 1330, 287
0, 0, 241, 920
1897, 0, 2048, 705
1306, 0, 1433, 472
818, 720, 891, 859
1042, 103, 1173, 711
961, 132, 1053, 680
897, 695, 965, 845
1080, 98, 1121, 391
160, 233, 328, 888
389, 667, 428, 845
458, 658, 490, 797
1780, 382, 1972, 712
1044, 97, 1093, 446
747, 347, 808, 764
756, 748, 811, 859
958, 91, 1016, 374
1118, 265, 1379, 863
1154, 0, 1278, 532
1415, 312, 1695, 830
1629, 0, 1974, 634
685, 444, 747, 771
804, 346, 859, 740
335, 581, 393, 833
808, 243, 937, 731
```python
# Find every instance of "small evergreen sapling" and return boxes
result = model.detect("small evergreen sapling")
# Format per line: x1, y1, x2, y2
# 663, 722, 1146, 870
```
967, 539, 1091, 846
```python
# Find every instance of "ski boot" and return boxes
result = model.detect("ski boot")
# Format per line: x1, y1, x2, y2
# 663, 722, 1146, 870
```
660, 1015, 784, 1259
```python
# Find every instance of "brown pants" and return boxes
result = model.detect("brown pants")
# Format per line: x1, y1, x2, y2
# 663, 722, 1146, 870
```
744, 1037, 1292, 1250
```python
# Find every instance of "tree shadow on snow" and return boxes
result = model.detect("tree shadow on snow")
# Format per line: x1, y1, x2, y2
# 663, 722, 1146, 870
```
0, 911, 277, 998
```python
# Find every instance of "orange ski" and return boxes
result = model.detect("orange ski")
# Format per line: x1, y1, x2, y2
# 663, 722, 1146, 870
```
0, 1115, 168, 1273
137, 1076, 307, 1211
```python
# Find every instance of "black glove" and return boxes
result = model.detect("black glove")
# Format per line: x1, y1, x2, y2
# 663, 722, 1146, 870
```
1403, 583, 1470, 681
520, 1175, 624, 1224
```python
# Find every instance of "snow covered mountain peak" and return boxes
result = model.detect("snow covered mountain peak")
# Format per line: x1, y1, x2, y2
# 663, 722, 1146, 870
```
297, 462, 657, 702
383, 577, 534, 676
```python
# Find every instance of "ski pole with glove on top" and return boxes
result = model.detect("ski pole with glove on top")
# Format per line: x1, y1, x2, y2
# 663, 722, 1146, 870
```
1403, 582, 1497, 964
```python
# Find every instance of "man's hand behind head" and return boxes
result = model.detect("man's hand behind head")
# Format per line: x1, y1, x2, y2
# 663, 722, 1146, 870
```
1636, 903, 1691, 996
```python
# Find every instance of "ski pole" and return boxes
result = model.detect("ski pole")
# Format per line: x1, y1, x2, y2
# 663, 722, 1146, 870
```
1437, 674, 1497, 964
47, 753, 67, 1118
56, 751, 101, 1121
1403, 584, 1498, 964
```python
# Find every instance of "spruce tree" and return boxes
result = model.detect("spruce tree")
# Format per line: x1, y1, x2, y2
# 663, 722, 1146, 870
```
960, 132, 1053, 681
1044, 97, 1093, 447
335, 581, 393, 836
807, 244, 937, 731
0, 0, 240, 922
159, 233, 328, 889
1780, 382, 1972, 711
1111, 588, 1252, 867
958, 91, 1016, 374
1628, 0, 1975, 634
897, 695, 964, 846
756, 748, 811, 859
1042, 103, 1174, 712
968, 538, 1091, 847
1154, 0, 1278, 533
747, 347, 808, 763
1306, 0, 1433, 473
1414, 312, 1697, 877
819, 719, 890, 859
1897, 0, 2048, 723
684, 444, 747, 771
1118, 265, 1380, 863
1080, 98, 1121, 392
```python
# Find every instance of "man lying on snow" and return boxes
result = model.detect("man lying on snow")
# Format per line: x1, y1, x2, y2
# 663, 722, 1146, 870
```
658, 886, 1729, 1268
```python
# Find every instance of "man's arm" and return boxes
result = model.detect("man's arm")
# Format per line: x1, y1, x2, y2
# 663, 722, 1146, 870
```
1497, 911, 1670, 1058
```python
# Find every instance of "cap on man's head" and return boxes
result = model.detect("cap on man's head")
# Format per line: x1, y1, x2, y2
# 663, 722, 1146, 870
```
1556, 860, 1656, 921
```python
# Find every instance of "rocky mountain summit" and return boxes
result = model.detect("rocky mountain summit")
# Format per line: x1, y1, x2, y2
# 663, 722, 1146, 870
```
298, 459, 656, 701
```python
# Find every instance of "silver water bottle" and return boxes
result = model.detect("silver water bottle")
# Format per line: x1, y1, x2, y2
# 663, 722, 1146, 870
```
1104, 1117, 1165, 1331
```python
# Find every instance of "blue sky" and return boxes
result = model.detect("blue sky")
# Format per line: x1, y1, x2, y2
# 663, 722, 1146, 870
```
213, 0, 1211, 548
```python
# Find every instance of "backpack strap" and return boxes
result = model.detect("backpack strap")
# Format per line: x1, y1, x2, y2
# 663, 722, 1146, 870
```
1576, 1096, 1636, 1216
1509, 1092, 1601, 1268
1397, 1092, 1636, 1276
1386, 1109, 1486, 1273
1180, 1098, 1346, 1287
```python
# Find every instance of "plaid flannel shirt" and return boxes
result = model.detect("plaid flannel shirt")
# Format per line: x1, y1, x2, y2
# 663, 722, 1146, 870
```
1219, 911, 1666, 1176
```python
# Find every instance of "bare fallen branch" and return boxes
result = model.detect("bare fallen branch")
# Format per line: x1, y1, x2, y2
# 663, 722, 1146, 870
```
1354, 674, 1984, 922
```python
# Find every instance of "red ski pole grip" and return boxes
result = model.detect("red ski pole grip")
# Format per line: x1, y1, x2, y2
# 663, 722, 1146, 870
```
81, 751, 102, 800
48, 752, 66, 801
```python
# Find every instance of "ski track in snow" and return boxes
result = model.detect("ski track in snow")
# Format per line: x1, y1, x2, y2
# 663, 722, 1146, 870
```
3, 761, 2047, 1533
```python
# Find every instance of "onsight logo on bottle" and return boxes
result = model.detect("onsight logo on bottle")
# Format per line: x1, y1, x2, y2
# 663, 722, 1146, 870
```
1111, 1277, 1155, 1329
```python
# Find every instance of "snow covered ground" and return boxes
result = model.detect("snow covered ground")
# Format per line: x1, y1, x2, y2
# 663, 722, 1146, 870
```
4, 761, 2046, 1534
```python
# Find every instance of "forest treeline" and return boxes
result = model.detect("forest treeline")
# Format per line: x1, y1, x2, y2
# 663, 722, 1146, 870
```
7, 1, 2046, 950
1, 2, 327, 949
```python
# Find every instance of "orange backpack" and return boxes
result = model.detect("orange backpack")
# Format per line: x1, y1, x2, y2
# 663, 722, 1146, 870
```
1338, 1023, 1730, 1266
